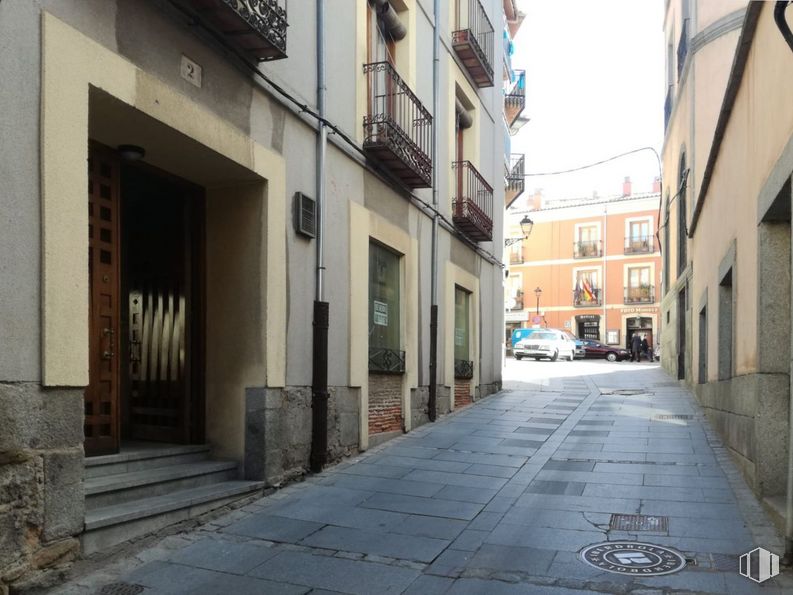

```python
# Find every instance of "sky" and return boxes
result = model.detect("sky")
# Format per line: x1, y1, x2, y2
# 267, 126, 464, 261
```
510, 0, 665, 203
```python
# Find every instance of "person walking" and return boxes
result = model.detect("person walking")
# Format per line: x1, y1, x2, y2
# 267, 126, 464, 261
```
630, 332, 642, 362
641, 335, 649, 362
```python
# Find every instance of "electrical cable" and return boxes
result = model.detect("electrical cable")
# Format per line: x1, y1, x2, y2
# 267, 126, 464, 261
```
165, 0, 505, 267
521, 146, 662, 178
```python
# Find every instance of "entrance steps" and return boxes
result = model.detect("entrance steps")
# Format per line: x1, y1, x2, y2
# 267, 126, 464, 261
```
82, 443, 263, 554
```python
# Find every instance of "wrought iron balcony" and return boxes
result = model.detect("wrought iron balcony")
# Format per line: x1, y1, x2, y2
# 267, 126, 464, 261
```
573, 288, 602, 307
452, 0, 495, 88
189, 0, 287, 61
369, 347, 406, 374
452, 161, 494, 242
677, 19, 689, 81
624, 286, 655, 304
504, 153, 525, 207
664, 85, 673, 131
624, 236, 653, 254
363, 62, 433, 188
573, 240, 602, 259
509, 251, 524, 265
505, 70, 526, 132
454, 359, 474, 379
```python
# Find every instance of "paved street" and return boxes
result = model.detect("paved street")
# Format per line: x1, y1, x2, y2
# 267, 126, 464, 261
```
55, 359, 791, 594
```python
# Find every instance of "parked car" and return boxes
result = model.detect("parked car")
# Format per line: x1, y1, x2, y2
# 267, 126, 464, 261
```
581, 339, 630, 362
511, 328, 584, 359
514, 330, 576, 361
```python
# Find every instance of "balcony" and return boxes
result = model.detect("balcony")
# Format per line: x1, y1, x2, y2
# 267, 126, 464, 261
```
188, 0, 287, 61
509, 251, 524, 265
452, 161, 494, 242
505, 70, 526, 134
624, 236, 653, 254
624, 286, 655, 304
677, 19, 689, 81
454, 359, 474, 379
573, 240, 602, 259
573, 288, 602, 308
363, 62, 433, 188
664, 85, 673, 131
452, 0, 495, 88
369, 347, 406, 374
504, 153, 525, 208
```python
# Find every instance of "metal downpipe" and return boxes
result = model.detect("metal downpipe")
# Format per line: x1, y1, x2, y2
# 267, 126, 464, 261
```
311, 0, 329, 473
428, 0, 440, 422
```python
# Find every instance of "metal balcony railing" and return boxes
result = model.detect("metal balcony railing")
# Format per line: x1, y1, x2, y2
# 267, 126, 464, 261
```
677, 19, 689, 81
509, 252, 524, 265
452, 161, 494, 242
504, 153, 525, 208
505, 70, 526, 130
664, 85, 673, 131
573, 240, 602, 259
624, 286, 655, 304
189, 0, 287, 61
454, 359, 474, 379
368, 347, 406, 374
573, 288, 602, 307
624, 236, 653, 254
452, 0, 495, 87
363, 62, 433, 188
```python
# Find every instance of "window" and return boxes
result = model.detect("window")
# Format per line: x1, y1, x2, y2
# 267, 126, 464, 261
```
626, 219, 651, 253
626, 266, 652, 303
368, 3, 395, 65
574, 270, 600, 306
454, 286, 471, 362
369, 241, 401, 355
575, 224, 600, 258
698, 304, 707, 384
718, 270, 733, 381
678, 153, 688, 275
663, 192, 670, 292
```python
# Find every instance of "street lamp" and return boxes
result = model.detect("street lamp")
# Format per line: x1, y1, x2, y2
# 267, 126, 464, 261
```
504, 215, 534, 246
534, 287, 542, 315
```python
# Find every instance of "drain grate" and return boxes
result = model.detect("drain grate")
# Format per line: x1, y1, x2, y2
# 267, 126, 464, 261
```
600, 389, 647, 396
653, 414, 694, 420
609, 514, 669, 532
97, 583, 145, 595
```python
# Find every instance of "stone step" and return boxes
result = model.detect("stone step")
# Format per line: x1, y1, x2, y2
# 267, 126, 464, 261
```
82, 480, 265, 554
85, 460, 240, 509
84, 444, 211, 479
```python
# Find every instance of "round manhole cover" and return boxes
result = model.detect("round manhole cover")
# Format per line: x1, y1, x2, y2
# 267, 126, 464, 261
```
580, 541, 687, 576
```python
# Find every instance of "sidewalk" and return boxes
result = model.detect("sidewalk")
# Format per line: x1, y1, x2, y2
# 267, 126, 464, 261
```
52, 360, 791, 594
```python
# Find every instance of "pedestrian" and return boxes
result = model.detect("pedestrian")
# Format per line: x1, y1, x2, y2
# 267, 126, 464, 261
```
630, 333, 642, 362
641, 335, 649, 362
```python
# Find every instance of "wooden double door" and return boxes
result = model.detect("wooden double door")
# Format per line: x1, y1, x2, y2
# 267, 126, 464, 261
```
85, 144, 204, 456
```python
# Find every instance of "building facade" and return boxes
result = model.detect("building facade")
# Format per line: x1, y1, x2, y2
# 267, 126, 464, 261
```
663, 1, 793, 532
505, 185, 662, 351
0, 0, 524, 587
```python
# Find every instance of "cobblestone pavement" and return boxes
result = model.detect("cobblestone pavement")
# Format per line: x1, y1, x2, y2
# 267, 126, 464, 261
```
52, 359, 792, 594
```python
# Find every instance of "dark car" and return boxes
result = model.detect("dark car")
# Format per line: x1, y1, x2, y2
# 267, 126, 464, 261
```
581, 340, 630, 362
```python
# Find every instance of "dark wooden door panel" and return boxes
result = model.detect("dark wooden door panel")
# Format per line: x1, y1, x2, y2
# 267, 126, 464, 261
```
85, 144, 121, 456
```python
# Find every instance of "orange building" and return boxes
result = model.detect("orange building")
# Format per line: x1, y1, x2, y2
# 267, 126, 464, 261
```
504, 182, 662, 351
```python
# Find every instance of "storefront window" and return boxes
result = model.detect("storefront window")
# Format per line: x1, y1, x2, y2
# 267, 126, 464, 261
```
454, 286, 470, 361
369, 242, 400, 351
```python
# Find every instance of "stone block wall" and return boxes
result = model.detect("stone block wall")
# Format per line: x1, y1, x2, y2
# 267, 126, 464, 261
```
0, 384, 83, 592
368, 374, 403, 436
245, 385, 360, 487
454, 381, 472, 408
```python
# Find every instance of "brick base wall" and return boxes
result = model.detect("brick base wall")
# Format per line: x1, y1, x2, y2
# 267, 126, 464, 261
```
454, 381, 472, 408
369, 374, 403, 435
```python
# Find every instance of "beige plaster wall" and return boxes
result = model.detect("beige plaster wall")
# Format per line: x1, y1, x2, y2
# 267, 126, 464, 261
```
690, 2, 793, 379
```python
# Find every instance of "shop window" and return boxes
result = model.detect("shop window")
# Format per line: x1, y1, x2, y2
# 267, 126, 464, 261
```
698, 304, 707, 384
369, 242, 404, 373
718, 269, 733, 380
454, 286, 473, 378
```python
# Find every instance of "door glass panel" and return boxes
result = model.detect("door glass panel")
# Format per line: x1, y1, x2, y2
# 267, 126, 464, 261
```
455, 286, 470, 361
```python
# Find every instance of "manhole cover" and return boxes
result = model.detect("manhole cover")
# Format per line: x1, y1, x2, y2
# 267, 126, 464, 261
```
97, 583, 145, 595
580, 541, 686, 576
610, 514, 669, 532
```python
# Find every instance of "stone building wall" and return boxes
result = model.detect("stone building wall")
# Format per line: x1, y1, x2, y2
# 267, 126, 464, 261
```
454, 381, 473, 408
368, 374, 403, 436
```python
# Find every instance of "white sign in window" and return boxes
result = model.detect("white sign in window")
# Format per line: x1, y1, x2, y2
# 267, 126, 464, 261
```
373, 300, 389, 326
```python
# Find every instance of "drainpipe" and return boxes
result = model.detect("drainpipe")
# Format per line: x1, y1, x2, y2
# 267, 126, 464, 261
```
427, 0, 440, 422
310, 0, 329, 472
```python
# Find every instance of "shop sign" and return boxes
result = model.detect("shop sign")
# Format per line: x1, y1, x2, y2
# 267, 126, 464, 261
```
505, 311, 529, 322
620, 307, 658, 314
